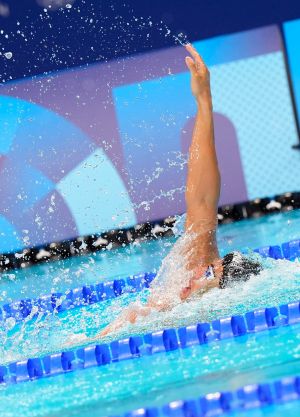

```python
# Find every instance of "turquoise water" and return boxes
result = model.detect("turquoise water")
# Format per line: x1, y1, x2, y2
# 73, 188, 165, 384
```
2, 254, 300, 364
2, 208, 300, 305
1, 325, 300, 417
1, 210, 300, 416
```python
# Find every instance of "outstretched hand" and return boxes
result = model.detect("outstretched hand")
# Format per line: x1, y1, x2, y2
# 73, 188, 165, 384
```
100, 303, 152, 337
185, 44, 211, 104
99, 313, 128, 337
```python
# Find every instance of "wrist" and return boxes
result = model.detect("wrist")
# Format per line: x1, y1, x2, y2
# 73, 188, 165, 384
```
196, 98, 212, 114
196, 90, 212, 107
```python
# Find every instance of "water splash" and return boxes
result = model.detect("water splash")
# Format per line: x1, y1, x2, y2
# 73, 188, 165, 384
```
2, 235, 300, 365
1, 1, 299, 375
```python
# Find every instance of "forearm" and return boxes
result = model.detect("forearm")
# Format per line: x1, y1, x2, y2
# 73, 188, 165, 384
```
185, 93, 220, 212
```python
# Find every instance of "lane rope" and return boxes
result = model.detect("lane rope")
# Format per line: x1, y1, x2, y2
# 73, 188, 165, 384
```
1, 297, 300, 384
1, 238, 300, 324
121, 375, 300, 417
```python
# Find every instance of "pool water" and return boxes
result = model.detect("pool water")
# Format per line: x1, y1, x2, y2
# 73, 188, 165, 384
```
2, 208, 300, 305
1, 325, 300, 417
2, 254, 300, 365
1, 209, 300, 416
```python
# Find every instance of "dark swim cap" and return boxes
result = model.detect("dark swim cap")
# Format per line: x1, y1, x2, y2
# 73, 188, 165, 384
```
219, 251, 262, 289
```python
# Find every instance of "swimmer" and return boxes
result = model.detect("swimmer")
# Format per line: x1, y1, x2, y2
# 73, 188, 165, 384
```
100, 43, 262, 337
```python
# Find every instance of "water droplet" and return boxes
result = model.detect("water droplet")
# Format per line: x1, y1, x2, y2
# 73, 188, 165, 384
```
4, 52, 12, 59
5, 317, 16, 330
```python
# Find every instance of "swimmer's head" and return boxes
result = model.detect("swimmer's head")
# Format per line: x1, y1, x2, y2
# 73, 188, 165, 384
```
219, 251, 262, 289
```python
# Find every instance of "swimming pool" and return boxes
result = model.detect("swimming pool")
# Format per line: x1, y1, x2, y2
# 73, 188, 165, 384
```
2, 207, 300, 305
1, 209, 300, 416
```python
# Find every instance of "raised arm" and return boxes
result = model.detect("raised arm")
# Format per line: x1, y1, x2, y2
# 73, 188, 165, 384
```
184, 44, 220, 232
99, 45, 222, 338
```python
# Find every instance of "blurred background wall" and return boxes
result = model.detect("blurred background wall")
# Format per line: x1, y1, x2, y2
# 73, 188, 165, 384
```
0, 0, 300, 253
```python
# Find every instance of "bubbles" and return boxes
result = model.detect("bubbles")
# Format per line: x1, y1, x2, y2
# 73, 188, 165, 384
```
4, 51, 12, 59
0, 0, 198, 363
5, 317, 16, 330
36, 0, 76, 11
7, 274, 16, 281
0, 0, 191, 85
106, 256, 300, 342
172, 32, 189, 46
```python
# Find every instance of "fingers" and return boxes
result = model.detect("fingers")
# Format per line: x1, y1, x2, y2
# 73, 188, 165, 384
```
185, 43, 205, 67
100, 307, 139, 337
185, 56, 197, 75
185, 43, 208, 76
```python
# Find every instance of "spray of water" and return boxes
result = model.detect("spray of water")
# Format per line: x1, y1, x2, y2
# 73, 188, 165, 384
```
1, 4, 299, 369
1, 247, 300, 365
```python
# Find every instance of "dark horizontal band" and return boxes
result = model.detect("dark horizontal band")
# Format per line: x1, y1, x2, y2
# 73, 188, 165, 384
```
1, 191, 299, 272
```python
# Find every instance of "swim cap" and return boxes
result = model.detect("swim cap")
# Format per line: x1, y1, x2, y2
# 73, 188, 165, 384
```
219, 251, 262, 289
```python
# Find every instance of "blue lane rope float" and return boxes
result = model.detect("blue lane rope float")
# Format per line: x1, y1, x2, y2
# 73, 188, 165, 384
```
1, 238, 300, 324
117, 375, 300, 417
1, 298, 300, 384
254, 239, 300, 260
0, 272, 157, 324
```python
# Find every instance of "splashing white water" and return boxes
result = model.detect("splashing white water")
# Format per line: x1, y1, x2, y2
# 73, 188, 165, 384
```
4, 51, 12, 59
1, 250, 300, 365
115, 256, 300, 339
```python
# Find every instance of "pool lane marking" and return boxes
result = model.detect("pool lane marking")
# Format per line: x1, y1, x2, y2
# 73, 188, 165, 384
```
119, 374, 300, 417
1, 298, 300, 384
2, 238, 300, 325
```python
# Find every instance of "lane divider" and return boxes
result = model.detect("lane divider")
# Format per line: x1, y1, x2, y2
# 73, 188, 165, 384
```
1, 299, 300, 384
121, 375, 300, 417
254, 239, 300, 260
0, 272, 157, 323
1, 238, 300, 324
